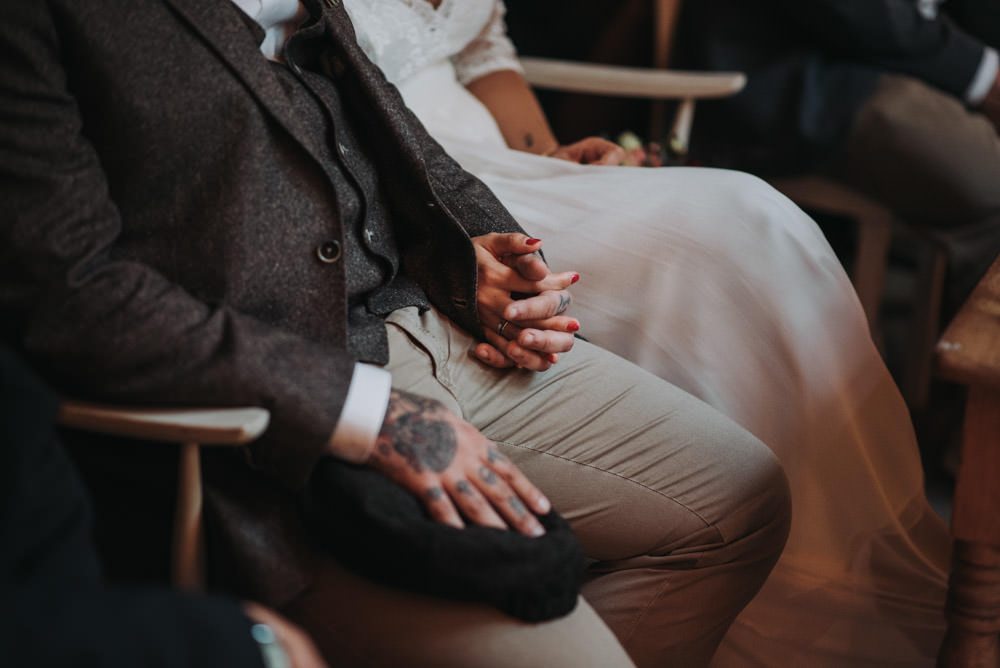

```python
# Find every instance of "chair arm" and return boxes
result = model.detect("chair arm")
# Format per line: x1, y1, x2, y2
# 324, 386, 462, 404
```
57, 400, 270, 591
519, 56, 746, 100
57, 400, 270, 445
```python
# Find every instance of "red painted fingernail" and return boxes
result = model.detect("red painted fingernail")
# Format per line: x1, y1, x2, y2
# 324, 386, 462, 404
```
526, 238, 542, 245
567, 322, 580, 332
570, 273, 580, 284
548, 353, 559, 364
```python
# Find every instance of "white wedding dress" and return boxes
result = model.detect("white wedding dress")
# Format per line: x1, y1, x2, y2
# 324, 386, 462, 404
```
343, 1, 952, 665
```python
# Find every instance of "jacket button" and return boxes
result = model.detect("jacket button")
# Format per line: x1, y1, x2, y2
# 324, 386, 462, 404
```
316, 240, 342, 264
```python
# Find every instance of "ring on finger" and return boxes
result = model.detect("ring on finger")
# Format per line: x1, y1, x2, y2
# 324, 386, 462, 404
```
497, 318, 511, 338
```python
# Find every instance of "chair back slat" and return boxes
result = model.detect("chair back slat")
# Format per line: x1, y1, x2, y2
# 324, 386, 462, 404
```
650, 0, 684, 138
654, 0, 683, 69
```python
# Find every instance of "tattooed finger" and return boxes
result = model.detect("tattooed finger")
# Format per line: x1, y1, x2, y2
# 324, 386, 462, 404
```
449, 478, 506, 530
508, 495, 527, 518
554, 291, 571, 315
422, 486, 465, 530
470, 466, 546, 537
479, 465, 499, 485
486, 447, 509, 464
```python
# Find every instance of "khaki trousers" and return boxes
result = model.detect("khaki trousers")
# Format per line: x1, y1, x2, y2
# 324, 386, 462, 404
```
287, 307, 791, 668
829, 74, 1000, 313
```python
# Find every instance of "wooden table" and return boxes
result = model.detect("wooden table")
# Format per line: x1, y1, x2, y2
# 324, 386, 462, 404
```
935, 254, 1000, 667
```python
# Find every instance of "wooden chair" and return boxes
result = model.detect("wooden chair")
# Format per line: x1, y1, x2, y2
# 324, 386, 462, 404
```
519, 0, 743, 166
934, 252, 1000, 667
57, 400, 270, 591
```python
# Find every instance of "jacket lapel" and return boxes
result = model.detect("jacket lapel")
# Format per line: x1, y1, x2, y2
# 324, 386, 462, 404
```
162, 0, 326, 161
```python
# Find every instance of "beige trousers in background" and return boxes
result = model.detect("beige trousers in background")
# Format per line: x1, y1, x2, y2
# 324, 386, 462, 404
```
829, 73, 1000, 314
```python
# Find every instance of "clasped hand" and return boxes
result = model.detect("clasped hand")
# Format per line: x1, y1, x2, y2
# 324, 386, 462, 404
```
471, 232, 580, 372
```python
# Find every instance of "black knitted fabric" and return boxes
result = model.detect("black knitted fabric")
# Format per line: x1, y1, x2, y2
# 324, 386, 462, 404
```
301, 459, 585, 622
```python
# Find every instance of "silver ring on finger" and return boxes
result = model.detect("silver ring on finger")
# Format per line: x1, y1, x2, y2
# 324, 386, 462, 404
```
497, 318, 511, 338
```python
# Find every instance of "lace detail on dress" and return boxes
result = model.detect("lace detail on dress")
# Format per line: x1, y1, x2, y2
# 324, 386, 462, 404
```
343, 0, 522, 87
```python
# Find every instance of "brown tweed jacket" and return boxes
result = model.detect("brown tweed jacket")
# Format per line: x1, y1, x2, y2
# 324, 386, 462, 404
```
0, 0, 526, 602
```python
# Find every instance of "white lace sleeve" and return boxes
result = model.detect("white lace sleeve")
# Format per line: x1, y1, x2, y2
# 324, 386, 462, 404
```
452, 0, 524, 85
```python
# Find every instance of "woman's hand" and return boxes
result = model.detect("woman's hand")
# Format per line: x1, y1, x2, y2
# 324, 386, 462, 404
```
366, 389, 551, 536
476, 288, 578, 370
549, 136, 626, 165
472, 233, 580, 371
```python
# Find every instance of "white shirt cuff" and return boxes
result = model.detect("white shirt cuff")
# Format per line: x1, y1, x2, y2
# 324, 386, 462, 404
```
328, 362, 391, 463
967, 47, 999, 105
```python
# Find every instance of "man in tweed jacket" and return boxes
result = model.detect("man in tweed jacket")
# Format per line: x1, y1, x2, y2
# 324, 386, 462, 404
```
0, 1, 790, 665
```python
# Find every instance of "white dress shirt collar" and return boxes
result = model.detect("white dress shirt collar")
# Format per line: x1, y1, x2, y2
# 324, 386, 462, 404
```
230, 0, 309, 61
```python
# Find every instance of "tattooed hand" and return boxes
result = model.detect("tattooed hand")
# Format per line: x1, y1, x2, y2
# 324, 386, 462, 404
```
471, 232, 579, 372
366, 389, 551, 536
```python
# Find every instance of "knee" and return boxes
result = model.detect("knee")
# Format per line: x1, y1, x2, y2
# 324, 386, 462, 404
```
716, 436, 792, 559
858, 75, 929, 133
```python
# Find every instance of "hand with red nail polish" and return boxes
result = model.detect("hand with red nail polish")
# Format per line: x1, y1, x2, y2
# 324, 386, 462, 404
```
470, 232, 581, 371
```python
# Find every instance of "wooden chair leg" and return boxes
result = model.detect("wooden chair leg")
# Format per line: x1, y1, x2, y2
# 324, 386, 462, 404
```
902, 242, 948, 410
939, 387, 1000, 667
171, 442, 205, 591
851, 210, 892, 350
650, 0, 684, 140
56, 402, 268, 593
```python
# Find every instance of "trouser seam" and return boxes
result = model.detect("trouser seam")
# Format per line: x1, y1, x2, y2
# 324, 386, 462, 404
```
620, 575, 676, 648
